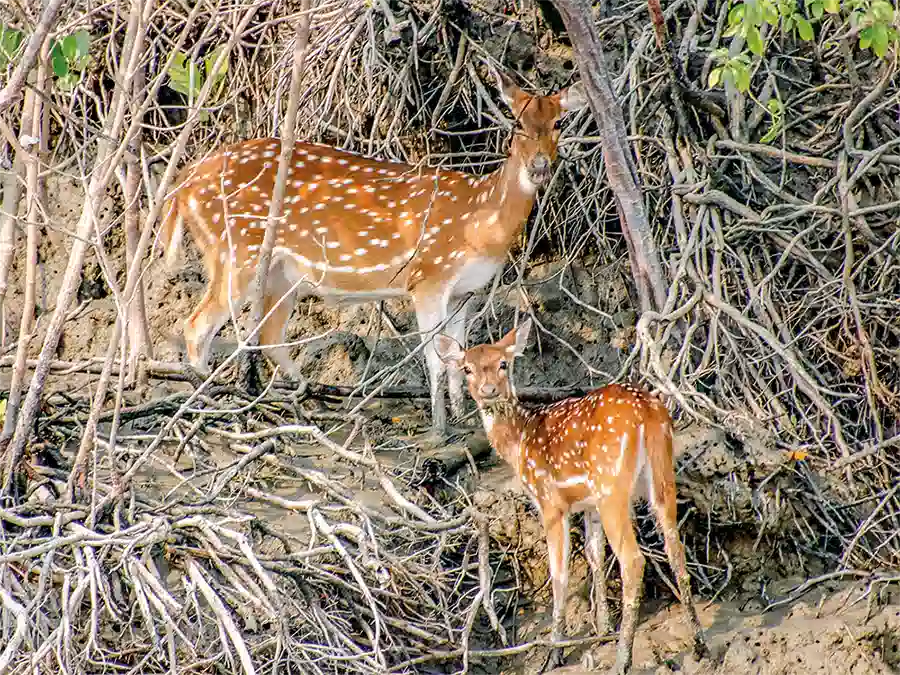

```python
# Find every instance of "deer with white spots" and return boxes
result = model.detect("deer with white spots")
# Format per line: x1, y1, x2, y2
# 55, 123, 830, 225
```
438, 319, 707, 673
158, 72, 586, 435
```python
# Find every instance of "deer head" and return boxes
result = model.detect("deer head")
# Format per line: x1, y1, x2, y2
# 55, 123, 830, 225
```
493, 70, 587, 191
438, 318, 533, 405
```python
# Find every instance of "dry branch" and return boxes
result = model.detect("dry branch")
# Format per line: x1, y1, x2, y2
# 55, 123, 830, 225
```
0, 0, 66, 113
552, 0, 669, 313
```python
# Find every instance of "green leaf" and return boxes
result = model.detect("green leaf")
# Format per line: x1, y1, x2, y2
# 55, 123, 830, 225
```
708, 66, 723, 88
204, 44, 229, 86
734, 63, 752, 91
783, 14, 795, 30
763, 0, 781, 24
760, 116, 782, 142
872, 21, 889, 56
0, 25, 23, 68
747, 24, 765, 54
168, 51, 204, 97
61, 34, 77, 61
872, 0, 894, 21
859, 25, 873, 49
74, 29, 90, 58
724, 22, 742, 37
823, 0, 839, 11
810, 1, 825, 18
728, 3, 747, 26
761, 96, 784, 143
796, 15, 814, 39
58, 31, 91, 72
50, 42, 69, 77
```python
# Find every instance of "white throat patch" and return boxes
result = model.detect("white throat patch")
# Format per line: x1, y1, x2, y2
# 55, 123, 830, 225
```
518, 165, 538, 195
479, 410, 495, 434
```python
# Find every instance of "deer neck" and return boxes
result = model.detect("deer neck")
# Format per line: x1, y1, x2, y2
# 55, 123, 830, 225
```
465, 138, 541, 256
477, 397, 533, 470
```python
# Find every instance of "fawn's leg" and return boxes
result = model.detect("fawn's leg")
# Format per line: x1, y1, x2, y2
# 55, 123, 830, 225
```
258, 264, 300, 378
444, 295, 469, 421
543, 506, 571, 669
601, 497, 645, 675
584, 509, 611, 635
649, 474, 707, 659
412, 292, 448, 434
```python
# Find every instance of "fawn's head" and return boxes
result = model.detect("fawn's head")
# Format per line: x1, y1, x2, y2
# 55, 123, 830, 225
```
439, 319, 533, 406
493, 71, 587, 190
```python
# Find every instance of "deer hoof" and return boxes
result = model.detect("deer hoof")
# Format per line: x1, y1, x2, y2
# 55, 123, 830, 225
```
692, 634, 710, 660
184, 363, 210, 388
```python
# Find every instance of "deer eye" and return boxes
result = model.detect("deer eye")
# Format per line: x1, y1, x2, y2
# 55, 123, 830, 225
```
499, 360, 508, 371
553, 119, 562, 130
463, 365, 472, 375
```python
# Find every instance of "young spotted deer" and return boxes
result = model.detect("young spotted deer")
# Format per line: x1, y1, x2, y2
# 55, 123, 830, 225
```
158, 72, 586, 435
438, 319, 707, 673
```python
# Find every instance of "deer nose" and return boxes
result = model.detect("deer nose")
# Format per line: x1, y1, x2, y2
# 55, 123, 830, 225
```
479, 383, 498, 398
528, 153, 551, 186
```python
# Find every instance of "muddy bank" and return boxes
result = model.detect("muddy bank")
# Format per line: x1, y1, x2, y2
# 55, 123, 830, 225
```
511, 579, 900, 675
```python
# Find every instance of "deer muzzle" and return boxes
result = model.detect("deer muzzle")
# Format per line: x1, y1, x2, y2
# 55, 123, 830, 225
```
528, 153, 552, 187
477, 383, 499, 400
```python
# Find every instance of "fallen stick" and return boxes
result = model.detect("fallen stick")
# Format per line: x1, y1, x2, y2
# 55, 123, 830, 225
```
0, 356, 592, 403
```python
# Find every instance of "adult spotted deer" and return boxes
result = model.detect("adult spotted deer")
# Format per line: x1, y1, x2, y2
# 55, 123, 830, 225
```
158, 72, 586, 435
438, 319, 707, 673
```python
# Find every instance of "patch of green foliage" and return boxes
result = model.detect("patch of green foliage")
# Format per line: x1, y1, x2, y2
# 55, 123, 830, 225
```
166, 45, 229, 119
0, 24, 23, 69
710, 0, 897, 92
707, 0, 897, 143
50, 30, 92, 92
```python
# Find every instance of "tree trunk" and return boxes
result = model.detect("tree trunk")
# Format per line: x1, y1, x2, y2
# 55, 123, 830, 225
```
552, 0, 668, 313
0, 56, 46, 444
241, 0, 313, 390
0, 141, 25, 352
123, 53, 152, 386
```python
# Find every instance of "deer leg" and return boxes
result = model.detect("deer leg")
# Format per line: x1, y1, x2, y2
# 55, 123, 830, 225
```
184, 257, 248, 375
444, 296, 469, 421
412, 293, 448, 435
543, 507, 571, 670
601, 498, 645, 675
649, 480, 708, 660
584, 509, 612, 635
258, 268, 301, 379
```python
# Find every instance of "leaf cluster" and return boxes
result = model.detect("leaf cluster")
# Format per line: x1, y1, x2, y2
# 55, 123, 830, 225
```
50, 30, 91, 92
709, 0, 898, 96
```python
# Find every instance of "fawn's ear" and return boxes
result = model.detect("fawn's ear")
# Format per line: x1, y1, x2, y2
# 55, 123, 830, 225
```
498, 318, 532, 357
492, 67, 521, 110
436, 334, 465, 366
559, 81, 588, 113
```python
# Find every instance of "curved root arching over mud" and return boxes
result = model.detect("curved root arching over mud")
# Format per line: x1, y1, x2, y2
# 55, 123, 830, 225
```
0, 0, 899, 671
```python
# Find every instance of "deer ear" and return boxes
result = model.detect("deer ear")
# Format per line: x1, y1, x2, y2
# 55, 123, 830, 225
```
559, 81, 588, 113
512, 318, 532, 356
498, 318, 532, 356
492, 67, 520, 110
436, 334, 465, 366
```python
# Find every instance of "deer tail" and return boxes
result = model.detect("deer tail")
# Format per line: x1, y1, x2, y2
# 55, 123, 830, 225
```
158, 193, 184, 274
640, 401, 677, 510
